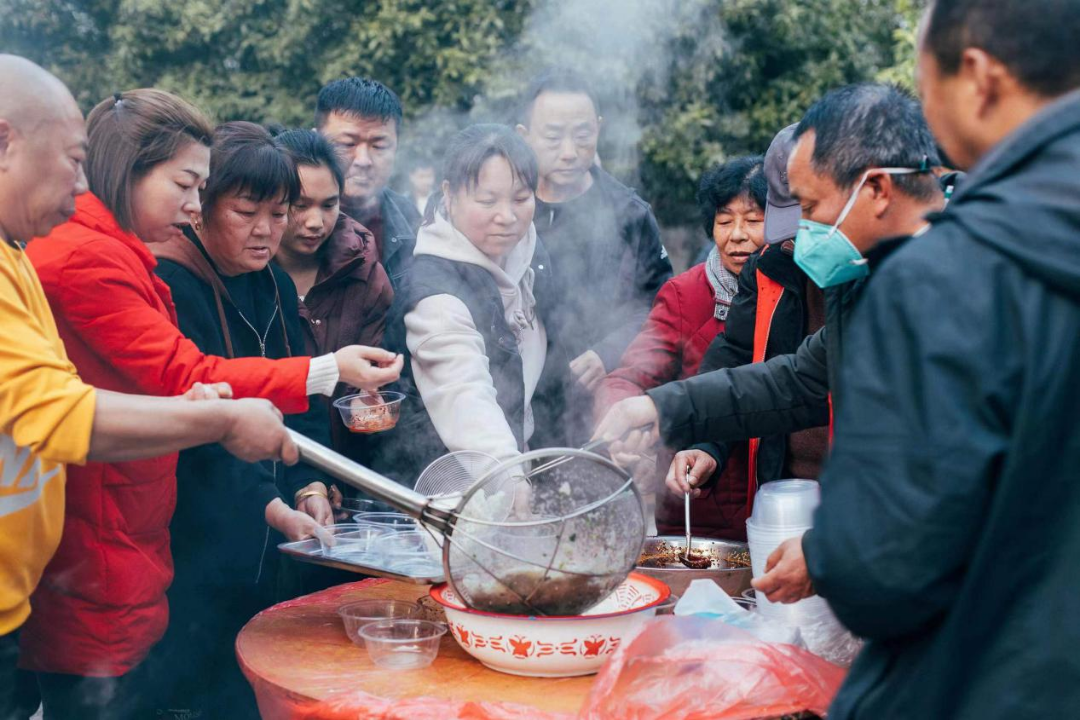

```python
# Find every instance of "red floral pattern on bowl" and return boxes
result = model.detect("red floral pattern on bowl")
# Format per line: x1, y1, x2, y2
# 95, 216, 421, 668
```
430, 572, 669, 677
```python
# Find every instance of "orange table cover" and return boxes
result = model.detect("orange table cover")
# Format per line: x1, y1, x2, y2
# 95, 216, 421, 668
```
236, 579, 589, 719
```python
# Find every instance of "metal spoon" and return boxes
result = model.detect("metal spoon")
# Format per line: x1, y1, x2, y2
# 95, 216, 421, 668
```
684, 488, 692, 555
679, 465, 710, 569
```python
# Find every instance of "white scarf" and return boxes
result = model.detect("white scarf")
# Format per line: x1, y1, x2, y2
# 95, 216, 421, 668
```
705, 246, 739, 320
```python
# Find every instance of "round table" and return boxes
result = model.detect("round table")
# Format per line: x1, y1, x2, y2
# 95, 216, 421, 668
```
237, 579, 592, 719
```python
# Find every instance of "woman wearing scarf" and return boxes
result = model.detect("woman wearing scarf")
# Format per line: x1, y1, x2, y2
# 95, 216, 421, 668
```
373, 124, 569, 483
593, 156, 766, 536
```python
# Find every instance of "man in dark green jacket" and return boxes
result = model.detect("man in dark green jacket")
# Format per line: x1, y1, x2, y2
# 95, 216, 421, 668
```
754, 1, 1080, 717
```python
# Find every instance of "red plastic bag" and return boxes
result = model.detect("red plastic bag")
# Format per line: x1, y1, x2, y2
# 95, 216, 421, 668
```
579, 616, 846, 720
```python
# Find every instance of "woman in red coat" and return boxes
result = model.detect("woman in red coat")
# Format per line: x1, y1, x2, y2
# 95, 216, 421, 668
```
20, 90, 401, 718
594, 156, 766, 539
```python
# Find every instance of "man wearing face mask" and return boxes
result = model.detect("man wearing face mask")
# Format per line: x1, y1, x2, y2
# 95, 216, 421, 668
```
594, 84, 945, 477
759, 0, 1080, 716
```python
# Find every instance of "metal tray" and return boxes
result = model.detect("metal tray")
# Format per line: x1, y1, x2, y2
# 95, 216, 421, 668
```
635, 536, 753, 597
278, 538, 445, 585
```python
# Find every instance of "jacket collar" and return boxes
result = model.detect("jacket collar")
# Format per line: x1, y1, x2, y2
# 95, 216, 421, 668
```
312, 213, 373, 289
152, 229, 290, 358
754, 241, 807, 293
379, 188, 418, 264
951, 88, 1080, 205
71, 193, 158, 274
152, 229, 235, 305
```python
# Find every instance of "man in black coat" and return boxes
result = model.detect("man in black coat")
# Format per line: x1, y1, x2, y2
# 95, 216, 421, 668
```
594, 84, 945, 478
316, 77, 422, 288
755, 1, 1080, 716
516, 69, 672, 425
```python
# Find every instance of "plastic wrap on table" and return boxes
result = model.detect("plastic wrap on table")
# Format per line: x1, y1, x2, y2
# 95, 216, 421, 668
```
579, 616, 846, 720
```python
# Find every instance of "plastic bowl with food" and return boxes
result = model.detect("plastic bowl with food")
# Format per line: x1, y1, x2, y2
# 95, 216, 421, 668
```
333, 391, 405, 434
431, 572, 669, 678
338, 599, 421, 647
358, 619, 447, 669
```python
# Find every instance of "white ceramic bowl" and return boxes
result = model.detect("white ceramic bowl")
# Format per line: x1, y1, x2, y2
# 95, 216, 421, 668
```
430, 572, 669, 678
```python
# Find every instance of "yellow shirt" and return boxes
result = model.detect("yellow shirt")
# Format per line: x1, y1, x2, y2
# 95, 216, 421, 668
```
0, 237, 96, 635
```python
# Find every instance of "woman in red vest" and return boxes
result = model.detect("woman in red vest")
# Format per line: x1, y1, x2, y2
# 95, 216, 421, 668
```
21, 89, 401, 718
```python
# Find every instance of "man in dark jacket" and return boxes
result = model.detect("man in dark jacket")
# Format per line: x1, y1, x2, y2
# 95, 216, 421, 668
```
316, 77, 421, 287
516, 69, 672, 421
756, 2, 1080, 717
595, 84, 944, 470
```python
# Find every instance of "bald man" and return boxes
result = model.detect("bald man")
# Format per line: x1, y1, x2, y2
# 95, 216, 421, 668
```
0, 56, 303, 719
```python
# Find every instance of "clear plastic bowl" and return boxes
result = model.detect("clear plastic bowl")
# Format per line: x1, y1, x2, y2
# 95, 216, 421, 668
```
352, 511, 418, 531
379, 531, 430, 554
748, 480, 820, 529
338, 600, 421, 647
386, 556, 444, 577
358, 619, 447, 669
318, 524, 389, 562
333, 391, 405, 434
340, 498, 398, 515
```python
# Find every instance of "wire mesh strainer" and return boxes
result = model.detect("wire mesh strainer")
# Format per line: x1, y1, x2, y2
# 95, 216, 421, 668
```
444, 448, 647, 616
414, 450, 500, 498
289, 433, 646, 617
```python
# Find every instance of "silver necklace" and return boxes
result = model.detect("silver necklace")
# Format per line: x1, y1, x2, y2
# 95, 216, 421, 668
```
234, 303, 278, 358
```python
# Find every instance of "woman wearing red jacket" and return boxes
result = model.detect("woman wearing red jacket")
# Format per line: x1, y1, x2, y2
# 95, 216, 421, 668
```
594, 156, 766, 538
19, 90, 401, 718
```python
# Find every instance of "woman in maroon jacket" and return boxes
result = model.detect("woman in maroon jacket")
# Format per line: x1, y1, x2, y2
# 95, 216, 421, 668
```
594, 156, 766, 538
272, 130, 395, 475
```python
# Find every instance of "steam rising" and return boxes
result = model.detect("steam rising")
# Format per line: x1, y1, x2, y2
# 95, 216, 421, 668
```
402, 0, 727, 187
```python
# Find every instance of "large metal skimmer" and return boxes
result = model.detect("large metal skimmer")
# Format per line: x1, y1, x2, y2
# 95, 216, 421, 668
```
289, 432, 647, 616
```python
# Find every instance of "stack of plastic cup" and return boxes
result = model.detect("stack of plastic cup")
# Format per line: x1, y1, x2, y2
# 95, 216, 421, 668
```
746, 480, 851, 661
746, 480, 821, 621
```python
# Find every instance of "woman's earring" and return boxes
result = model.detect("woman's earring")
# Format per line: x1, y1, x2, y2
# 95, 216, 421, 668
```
191, 214, 203, 233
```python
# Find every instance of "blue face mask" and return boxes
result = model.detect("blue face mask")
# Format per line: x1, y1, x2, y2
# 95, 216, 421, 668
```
795, 168, 921, 288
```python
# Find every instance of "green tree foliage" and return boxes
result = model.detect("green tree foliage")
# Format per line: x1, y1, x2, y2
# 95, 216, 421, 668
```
877, 0, 928, 90
2, 0, 918, 225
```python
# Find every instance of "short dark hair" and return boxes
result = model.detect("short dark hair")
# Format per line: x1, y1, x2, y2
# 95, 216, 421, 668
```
85, 89, 213, 231
425, 124, 539, 225
696, 156, 767, 238
519, 68, 600, 126
315, 77, 403, 130
924, 0, 1080, 98
273, 129, 345, 195
202, 121, 300, 224
794, 83, 941, 201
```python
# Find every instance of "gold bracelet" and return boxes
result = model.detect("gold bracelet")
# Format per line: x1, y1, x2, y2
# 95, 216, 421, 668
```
295, 488, 328, 504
